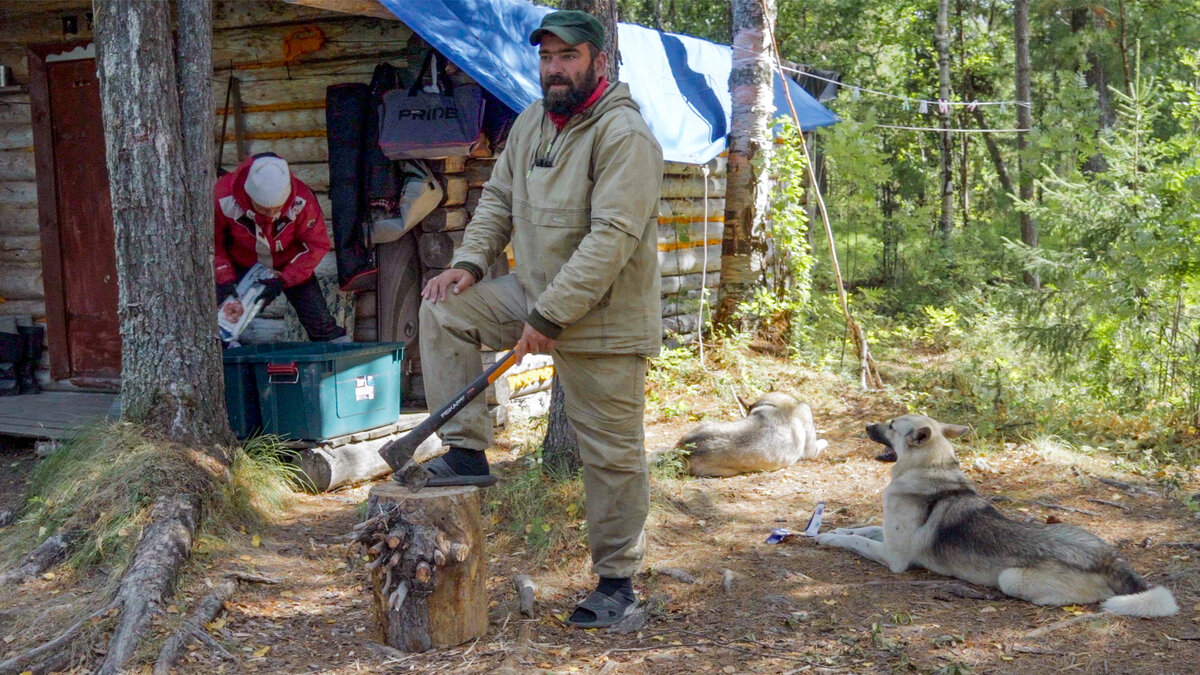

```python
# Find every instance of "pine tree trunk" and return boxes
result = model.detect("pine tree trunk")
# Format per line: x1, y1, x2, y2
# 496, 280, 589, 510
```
94, 0, 234, 454
542, 0, 618, 475
714, 0, 775, 331
541, 375, 581, 477
935, 0, 955, 237
1014, 0, 1038, 287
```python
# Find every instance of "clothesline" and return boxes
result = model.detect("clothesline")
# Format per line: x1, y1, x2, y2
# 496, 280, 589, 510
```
874, 123, 1030, 133
732, 44, 1031, 110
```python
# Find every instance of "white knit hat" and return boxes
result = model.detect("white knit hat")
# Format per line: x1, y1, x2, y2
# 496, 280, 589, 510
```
244, 155, 291, 208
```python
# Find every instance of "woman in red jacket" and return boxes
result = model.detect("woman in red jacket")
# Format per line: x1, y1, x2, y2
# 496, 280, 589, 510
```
214, 153, 347, 342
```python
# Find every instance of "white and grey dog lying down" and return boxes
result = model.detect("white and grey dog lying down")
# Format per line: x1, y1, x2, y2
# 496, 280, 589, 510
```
815, 414, 1177, 617
677, 392, 827, 477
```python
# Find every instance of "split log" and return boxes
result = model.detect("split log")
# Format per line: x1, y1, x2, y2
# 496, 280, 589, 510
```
418, 231, 465, 269
152, 578, 238, 675
0, 530, 78, 585
418, 207, 469, 233
360, 482, 487, 651
441, 176, 469, 206
427, 156, 468, 174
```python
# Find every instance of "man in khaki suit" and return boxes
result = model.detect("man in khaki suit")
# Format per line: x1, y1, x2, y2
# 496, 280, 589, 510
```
418, 9, 663, 628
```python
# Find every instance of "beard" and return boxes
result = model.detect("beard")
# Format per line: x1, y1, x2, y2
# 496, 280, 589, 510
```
542, 61, 599, 116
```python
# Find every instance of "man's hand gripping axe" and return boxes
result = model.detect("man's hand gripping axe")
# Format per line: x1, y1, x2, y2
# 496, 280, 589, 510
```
378, 350, 518, 490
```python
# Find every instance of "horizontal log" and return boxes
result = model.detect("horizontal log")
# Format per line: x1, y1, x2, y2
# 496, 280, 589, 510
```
0, 299, 46, 320
0, 263, 43, 301
418, 230, 464, 269
0, 234, 41, 264
658, 197, 726, 220
0, 124, 33, 152
288, 162, 329, 192
660, 272, 718, 296
441, 177, 469, 207
661, 292, 706, 317
212, 16, 412, 70
213, 107, 326, 137
465, 187, 481, 213
0, 95, 31, 126
418, 207, 468, 234
663, 313, 701, 336
287, 0, 397, 21
212, 0, 346, 30
660, 175, 724, 199
217, 61, 380, 103
356, 291, 377, 320
355, 326, 378, 343
219, 136, 327, 167
463, 160, 493, 188
0, 181, 36, 204
663, 156, 726, 177
0, 202, 38, 235
0, 149, 35, 181
427, 156, 468, 174
295, 432, 440, 492
657, 222, 724, 248
658, 244, 721, 277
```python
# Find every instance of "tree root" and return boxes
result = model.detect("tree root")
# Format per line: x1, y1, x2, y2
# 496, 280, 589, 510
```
97, 494, 199, 675
0, 600, 119, 674
0, 530, 79, 585
153, 578, 237, 675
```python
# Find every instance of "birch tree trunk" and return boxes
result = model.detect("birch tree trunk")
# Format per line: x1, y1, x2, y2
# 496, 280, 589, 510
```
94, 0, 234, 454
541, 0, 619, 476
935, 0, 955, 237
714, 0, 775, 331
1014, 0, 1038, 287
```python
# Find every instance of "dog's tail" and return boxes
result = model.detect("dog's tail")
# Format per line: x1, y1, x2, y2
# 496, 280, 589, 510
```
1102, 585, 1178, 617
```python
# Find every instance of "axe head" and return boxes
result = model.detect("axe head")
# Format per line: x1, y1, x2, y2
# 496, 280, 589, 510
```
378, 434, 430, 491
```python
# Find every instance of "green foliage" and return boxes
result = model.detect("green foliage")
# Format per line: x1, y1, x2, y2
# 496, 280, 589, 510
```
485, 452, 587, 561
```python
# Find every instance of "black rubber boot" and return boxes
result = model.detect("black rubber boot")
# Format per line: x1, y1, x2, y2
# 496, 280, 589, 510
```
0, 332, 21, 397
17, 325, 43, 395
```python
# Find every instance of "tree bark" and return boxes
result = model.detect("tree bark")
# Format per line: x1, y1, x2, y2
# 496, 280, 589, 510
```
1071, 6, 1116, 174
935, 0, 955, 237
972, 108, 1015, 197
1014, 0, 1038, 287
714, 0, 775, 331
541, 374, 581, 476
94, 0, 234, 454
98, 494, 201, 675
543, 0, 618, 474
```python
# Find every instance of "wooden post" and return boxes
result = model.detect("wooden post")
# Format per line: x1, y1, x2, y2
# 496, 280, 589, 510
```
359, 482, 487, 651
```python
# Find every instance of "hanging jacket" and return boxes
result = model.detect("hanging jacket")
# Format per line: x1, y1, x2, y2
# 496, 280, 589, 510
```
450, 81, 664, 355
214, 156, 331, 288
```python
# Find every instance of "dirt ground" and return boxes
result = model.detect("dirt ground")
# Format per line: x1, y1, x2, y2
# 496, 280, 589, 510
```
3, 361, 1200, 674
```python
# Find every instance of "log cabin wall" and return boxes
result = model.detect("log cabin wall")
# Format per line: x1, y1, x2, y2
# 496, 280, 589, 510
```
0, 0, 729, 387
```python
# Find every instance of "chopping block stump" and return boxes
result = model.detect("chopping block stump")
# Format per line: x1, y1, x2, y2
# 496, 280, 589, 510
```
364, 482, 487, 651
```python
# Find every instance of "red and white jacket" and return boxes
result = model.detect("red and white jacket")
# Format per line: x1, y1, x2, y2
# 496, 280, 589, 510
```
214, 156, 331, 288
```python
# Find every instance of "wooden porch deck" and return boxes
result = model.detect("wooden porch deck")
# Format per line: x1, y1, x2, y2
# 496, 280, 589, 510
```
0, 392, 117, 439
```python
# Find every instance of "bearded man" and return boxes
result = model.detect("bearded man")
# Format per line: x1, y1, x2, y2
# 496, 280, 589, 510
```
416, 10, 663, 628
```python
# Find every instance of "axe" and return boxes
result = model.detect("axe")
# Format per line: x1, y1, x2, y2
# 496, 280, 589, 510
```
378, 350, 518, 490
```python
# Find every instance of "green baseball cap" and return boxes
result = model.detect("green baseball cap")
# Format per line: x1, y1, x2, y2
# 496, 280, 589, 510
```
529, 10, 605, 50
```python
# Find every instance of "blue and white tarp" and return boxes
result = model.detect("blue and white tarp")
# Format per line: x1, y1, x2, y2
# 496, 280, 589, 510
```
373, 0, 838, 164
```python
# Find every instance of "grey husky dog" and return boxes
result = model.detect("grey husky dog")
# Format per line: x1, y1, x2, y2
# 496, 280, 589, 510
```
815, 414, 1177, 617
678, 392, 826, 477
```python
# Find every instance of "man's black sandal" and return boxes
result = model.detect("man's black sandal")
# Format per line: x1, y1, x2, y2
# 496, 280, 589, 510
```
566, 591, 639, 628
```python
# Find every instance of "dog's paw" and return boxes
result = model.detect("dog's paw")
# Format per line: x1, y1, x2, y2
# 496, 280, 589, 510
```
813, 533, 843, 546
829, 528, 857, 536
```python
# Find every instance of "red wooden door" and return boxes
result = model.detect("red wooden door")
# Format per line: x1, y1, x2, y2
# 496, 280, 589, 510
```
46, 57, 121, 378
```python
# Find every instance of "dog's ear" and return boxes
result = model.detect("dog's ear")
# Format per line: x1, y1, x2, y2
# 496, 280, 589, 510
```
942, 424, 969, 439
910, 425, 932, 446
736, 393, 751, 416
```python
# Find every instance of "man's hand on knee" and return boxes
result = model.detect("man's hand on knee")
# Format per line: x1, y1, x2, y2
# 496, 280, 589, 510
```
422, 268, 476, 303
515, 322, 555, 364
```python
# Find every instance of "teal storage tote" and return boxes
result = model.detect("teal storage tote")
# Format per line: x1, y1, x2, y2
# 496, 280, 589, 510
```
223, 343, 311, 439
252, 342, 405, 441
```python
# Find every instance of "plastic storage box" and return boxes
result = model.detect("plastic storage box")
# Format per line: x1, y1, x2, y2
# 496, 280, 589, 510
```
223, 342, 404, 440
222, 343, 307, 439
